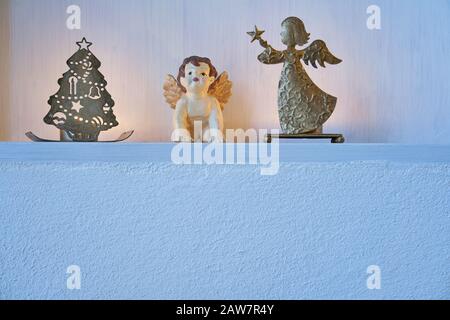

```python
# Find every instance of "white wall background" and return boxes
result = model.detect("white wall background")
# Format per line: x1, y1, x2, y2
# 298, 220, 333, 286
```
0, 0, 10, 141
1, 0, 450, 142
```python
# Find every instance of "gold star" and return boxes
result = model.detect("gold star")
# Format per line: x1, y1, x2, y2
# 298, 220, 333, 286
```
247, 26, 265, 43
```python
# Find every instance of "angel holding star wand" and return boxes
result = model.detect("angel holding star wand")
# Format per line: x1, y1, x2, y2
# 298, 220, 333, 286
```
248, 17, 342, 135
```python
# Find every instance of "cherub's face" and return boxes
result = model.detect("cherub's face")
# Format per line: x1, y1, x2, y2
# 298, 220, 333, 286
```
180, 62, 215, 94
280, 24, 294, 46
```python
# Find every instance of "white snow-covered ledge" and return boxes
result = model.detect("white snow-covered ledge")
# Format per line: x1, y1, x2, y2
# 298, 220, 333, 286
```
0, 143, 449, 300
0, 143, 449, 163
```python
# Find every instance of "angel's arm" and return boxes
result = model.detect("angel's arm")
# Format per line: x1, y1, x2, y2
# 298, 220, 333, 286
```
256, 38, 285, 65
208, 98, 224, 142
301, 40, 342, 68
248, 27, 284, 65
172, 98, 191, 142
174, 99, 187, 128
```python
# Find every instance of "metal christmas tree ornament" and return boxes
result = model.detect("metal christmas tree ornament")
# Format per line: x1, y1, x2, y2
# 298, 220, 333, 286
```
26, 38, 133, 142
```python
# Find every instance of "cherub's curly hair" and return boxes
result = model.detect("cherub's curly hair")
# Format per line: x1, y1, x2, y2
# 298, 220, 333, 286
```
282, 17, 310, 46
177, 56, 218, 92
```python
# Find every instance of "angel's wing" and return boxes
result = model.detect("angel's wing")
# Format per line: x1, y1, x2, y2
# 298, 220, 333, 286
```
209, 72, 232, 110
163, 75, 184, 109
302, 40, 342, 68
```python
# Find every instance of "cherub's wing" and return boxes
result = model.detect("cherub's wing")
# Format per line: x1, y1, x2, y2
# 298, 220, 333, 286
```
209, 72, 232, 110
163, 75, 184, 109
302, 40, 342, 68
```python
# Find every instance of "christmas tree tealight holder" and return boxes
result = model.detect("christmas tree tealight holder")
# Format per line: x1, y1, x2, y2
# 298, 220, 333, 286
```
26, 38, 133, 142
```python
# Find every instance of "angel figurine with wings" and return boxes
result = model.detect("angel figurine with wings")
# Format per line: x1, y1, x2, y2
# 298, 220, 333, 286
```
248, 17, 342, 134
163, 56, 232, 142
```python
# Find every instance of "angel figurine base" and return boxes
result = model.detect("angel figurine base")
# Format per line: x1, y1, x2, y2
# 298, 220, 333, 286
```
265, 133, 345, 144
265, 125, 344, 143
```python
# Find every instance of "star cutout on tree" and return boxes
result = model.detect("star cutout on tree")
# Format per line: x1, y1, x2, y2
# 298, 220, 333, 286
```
247, 26, 265, 43
71, 101, 84, 113
77, 38, 92, 51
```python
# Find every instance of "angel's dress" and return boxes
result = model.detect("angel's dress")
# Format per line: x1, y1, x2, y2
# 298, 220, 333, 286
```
258, 47, 337, 134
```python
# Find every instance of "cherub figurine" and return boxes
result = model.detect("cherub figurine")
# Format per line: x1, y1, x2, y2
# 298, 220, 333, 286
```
248, 17, 342, 134
163, 56, 232, 142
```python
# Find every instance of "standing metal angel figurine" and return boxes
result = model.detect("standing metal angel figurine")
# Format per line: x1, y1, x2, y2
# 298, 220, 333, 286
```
163, 56, 232, 142
248, 17, 343, 136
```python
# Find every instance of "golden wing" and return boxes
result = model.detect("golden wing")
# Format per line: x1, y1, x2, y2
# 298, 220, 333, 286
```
209, 72, 232, 110
163, 75, 184, 109
302, 40, 342, 68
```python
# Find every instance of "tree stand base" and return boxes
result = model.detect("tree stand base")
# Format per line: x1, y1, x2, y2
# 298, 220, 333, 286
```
25, 130, 134, 143
265, 133, 345, 144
